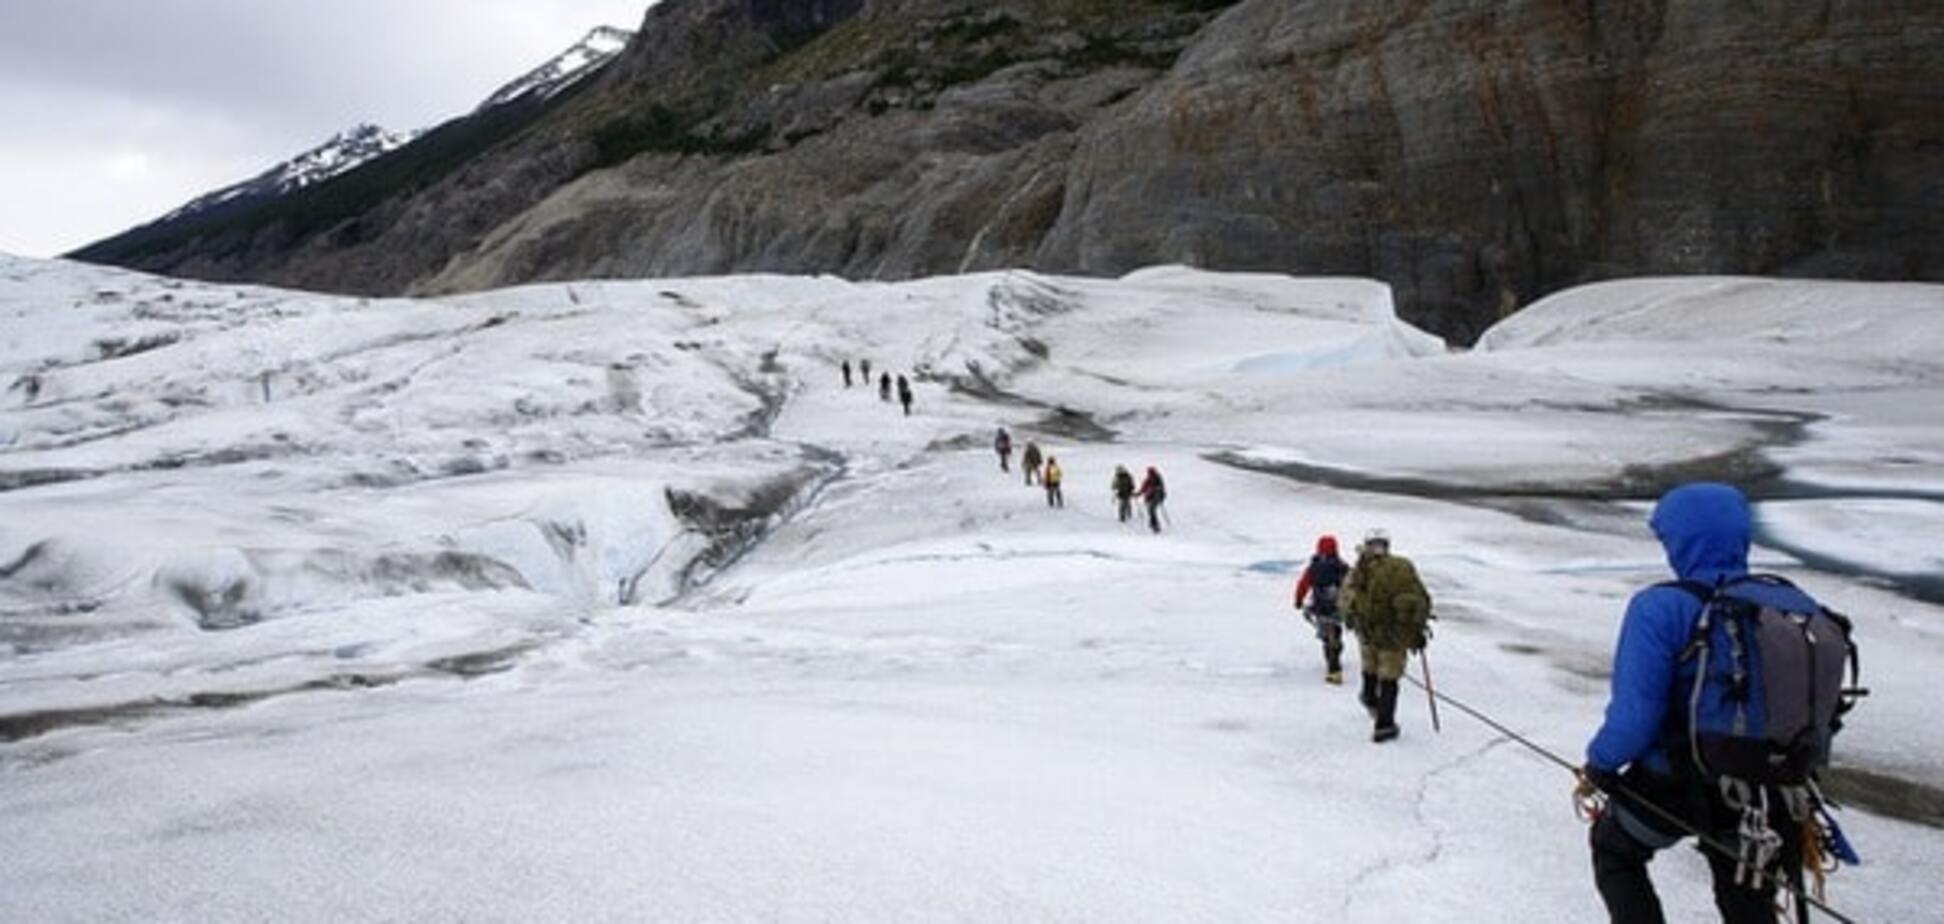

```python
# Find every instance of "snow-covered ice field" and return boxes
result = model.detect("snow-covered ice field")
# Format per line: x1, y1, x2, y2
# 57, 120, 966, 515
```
2, 254, 1940, 921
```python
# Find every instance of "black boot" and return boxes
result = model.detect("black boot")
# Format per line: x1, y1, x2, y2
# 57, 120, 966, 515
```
1358, 672, 1378, 717
1373, 679, 1400, 742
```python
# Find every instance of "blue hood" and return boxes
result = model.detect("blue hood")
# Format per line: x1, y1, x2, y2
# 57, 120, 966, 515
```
1649, 483, 1751, 585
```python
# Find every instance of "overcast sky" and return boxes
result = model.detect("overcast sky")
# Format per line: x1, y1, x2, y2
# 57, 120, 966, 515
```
0, 0, 654, 258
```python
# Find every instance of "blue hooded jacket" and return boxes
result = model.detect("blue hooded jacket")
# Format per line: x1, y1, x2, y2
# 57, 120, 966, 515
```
1586, 483, 1799, 774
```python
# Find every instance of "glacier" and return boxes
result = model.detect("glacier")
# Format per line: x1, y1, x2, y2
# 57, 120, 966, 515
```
1, 254, 1940, 921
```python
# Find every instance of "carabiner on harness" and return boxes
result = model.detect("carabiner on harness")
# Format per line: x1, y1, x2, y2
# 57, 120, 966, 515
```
1723, 781, 1784, 889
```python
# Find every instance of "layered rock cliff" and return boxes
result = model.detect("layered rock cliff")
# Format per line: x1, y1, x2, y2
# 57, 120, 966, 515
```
74, 0, 1944, 341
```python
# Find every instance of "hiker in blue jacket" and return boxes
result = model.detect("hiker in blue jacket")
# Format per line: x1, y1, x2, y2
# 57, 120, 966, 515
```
1580, 483, 1811, 924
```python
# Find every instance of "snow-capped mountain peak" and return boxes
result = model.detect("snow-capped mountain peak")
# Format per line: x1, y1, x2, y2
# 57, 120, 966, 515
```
161, 123, 419, 223
265, 123, 418, 191
89, 25, 631, 248
479, 25, 634, 111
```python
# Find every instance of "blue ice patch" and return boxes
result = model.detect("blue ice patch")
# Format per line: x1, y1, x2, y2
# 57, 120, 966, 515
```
1231, 335, 1385, 375
1244, 560, 1298, 575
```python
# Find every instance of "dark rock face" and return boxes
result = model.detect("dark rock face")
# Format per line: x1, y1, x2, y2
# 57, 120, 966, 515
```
395, 0, 1213, 293
74, 0, 1943, 342
1039, 0, 1944, 338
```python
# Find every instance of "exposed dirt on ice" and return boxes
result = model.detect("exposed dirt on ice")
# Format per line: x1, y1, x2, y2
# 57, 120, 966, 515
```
942, 365, 1118, 444
0, 672, 405, 744
1823, 764, 1944, 830
661, 448, 847, 605
1205, 441, 1786, 506
1208, 396, 1944, 605
427, 643, 542, 679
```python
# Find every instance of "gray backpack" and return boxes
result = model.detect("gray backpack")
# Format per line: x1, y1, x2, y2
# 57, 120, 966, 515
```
1669, 575, 1861, 786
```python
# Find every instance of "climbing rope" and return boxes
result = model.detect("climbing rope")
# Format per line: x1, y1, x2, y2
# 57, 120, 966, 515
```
1397, 673, 1862, 924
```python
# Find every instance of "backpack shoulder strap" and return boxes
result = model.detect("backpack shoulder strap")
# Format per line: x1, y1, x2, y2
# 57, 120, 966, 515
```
1658, 579, 1717, 603
1657, 579, 1719, 661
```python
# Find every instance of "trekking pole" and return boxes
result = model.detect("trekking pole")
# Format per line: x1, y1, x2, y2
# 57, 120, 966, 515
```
1420, 648, 1442, 733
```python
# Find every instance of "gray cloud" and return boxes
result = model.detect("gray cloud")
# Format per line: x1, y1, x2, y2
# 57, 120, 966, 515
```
0, 0, 652, 257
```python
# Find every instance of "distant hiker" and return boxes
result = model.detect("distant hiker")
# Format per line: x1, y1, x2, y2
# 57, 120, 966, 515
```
879, 372, 892, 402
1111, 465, 1136, 523
1344, 529, 1431, 743
1578, 483, 1858, 924
1294, 534, 1351, 685
995, 428, 1014, 472
1043, 456, 1064, 508
861, 359, 872, 382
842, 360, 853, 388
1022, 442, 1044, 486
897, 375, 913, 416
1135, 466, 1166, 533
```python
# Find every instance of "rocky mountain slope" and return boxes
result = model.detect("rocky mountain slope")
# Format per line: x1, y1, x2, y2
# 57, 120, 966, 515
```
72, 0, 1944, 341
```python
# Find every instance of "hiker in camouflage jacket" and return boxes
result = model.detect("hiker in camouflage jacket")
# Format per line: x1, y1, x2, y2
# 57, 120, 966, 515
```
1345, 530, 1432, 743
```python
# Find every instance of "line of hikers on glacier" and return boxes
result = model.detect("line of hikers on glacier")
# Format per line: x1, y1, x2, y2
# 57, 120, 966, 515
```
837, 362, 1167, 529
840, 358, 915, 416
993, 426, 1167, 532
843, 362, 1859, 923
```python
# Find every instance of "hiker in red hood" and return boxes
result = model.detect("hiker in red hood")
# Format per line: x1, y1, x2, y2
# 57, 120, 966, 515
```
1135, 466, 1167, 533
1293, 535, 1351, 684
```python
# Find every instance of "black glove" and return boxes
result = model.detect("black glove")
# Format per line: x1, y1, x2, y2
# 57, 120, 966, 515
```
1575, 764, 1621, 822
1580, 763, 1623, 795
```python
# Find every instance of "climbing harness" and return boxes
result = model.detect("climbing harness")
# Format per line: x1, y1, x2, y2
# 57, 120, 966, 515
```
1398, 674, 1862, 924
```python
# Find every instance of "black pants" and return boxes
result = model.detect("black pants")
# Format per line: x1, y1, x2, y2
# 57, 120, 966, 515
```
1116, 495, 1133, 522
1590, 771, 1804, 924
1319, 622, 1343, 673
999, 451, 1010, 472
1046, 484, 1064, 507
1145, 500, 1162, 533
1354, 673, 1400, 732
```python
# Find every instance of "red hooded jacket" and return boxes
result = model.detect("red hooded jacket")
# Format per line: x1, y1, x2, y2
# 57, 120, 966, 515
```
1294, 535, 1344, 607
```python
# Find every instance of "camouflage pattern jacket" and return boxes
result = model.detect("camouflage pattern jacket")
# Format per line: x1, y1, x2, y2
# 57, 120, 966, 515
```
1345, 553, 1433, 651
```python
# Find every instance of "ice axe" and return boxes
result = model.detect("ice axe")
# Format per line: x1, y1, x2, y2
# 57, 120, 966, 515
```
1420, 648, 1442, 733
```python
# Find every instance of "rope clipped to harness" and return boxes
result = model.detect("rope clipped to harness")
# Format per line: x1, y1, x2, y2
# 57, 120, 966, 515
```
1572, 769, 1607, 823
1401, 673, 1864, 924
